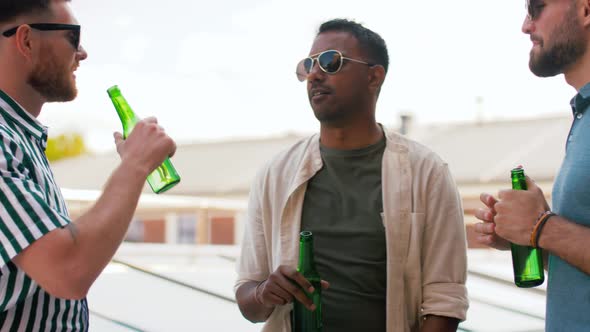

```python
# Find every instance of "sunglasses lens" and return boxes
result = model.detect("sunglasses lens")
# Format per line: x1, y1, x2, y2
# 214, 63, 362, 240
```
75, 31, 80, 49
73, 33, 80, 49
64, 29, 80, 50
526, 0, 541, 19
304, 58, 313, 73
318, 50, 341, 73
74, 30, 80, 49
296, 58, 312, 82
526, 0, 533, 17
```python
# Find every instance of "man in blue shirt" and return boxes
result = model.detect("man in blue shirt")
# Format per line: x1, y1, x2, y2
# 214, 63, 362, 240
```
474, 0, 590, 330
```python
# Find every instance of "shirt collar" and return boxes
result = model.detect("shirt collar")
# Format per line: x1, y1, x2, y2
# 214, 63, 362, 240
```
0, 89, 49, 145
570, 82, 590, 115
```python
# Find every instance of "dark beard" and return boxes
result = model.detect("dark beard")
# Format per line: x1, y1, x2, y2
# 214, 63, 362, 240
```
27, 45, 77, 102
311, 92, 369, 125
314, 106, 352, 123
529, 40, 585, 77
529, 6, 586, 77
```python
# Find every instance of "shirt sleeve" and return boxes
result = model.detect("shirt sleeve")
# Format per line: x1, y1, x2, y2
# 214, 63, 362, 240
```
421, 163, 469, 321
234, 165, 271, 294
0, 131, 70, 268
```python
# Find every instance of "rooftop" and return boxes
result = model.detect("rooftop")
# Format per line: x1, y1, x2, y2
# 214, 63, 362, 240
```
88, 244, 545, 332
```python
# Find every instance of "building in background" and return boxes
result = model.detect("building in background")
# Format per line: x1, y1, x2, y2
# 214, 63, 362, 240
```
51, 114, 569, 248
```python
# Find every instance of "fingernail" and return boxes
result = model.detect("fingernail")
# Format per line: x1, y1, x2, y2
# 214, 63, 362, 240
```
310, 304, 316, 311
308, 286, 315, 293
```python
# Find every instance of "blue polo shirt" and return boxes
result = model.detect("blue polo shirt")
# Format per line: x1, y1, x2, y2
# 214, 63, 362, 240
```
546, 82, 590, 331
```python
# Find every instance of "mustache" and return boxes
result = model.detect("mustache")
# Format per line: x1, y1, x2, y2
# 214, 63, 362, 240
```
309, 83, 331, 91
530, 35, 543, 44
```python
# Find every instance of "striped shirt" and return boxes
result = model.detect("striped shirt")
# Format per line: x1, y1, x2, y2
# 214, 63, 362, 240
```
0, 90, 89, 331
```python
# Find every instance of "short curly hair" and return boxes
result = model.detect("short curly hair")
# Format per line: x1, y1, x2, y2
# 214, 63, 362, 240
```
318, 18, 389, 75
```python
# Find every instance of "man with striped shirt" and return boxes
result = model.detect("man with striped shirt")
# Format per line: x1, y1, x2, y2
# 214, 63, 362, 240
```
0, 0, 177, 330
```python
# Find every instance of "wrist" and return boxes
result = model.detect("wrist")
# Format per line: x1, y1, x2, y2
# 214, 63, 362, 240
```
119, 158, 151, 179
254, 280, 273, 308
537, 213, 559, 249
531, 211, 556, 248
254, 280, 265, 305
109, 160, 150, 194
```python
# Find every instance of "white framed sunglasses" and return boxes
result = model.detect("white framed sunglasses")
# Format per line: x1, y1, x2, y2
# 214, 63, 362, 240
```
296, 49, 374, 82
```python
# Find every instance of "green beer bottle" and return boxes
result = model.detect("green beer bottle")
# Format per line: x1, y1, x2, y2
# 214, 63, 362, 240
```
292, 231, 322, 332
510, 166, 544, 287
107, 85, 181, 194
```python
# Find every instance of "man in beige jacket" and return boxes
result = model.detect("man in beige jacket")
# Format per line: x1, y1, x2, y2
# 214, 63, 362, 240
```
235, 18, 468, 332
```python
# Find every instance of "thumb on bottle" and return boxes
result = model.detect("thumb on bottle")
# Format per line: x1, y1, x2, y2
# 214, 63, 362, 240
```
113, 132, 125, 156
113, 132, 123, 142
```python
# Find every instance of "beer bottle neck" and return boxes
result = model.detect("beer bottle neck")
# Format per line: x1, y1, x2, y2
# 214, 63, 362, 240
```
512, 175, 527, 190
511, 168, 527, 190
298, 239, 316, 273
111, 95, 137, 125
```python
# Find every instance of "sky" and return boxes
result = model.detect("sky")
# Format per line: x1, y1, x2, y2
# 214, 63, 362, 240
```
38, 0, 576, 153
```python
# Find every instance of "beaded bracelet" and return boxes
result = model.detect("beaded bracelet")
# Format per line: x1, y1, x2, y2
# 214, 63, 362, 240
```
530, 211, 556, 248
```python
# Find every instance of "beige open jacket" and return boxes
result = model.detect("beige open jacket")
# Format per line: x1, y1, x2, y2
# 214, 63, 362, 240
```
235, 127, 468, 332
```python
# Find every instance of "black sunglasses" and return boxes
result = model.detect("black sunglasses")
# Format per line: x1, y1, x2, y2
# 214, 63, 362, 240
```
525, 0, 545, 20
2, 23, 81, 50
296, 49, 374, 82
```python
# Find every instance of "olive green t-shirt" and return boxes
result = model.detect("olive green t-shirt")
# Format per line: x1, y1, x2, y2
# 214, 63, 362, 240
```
301, 136, 387, 332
